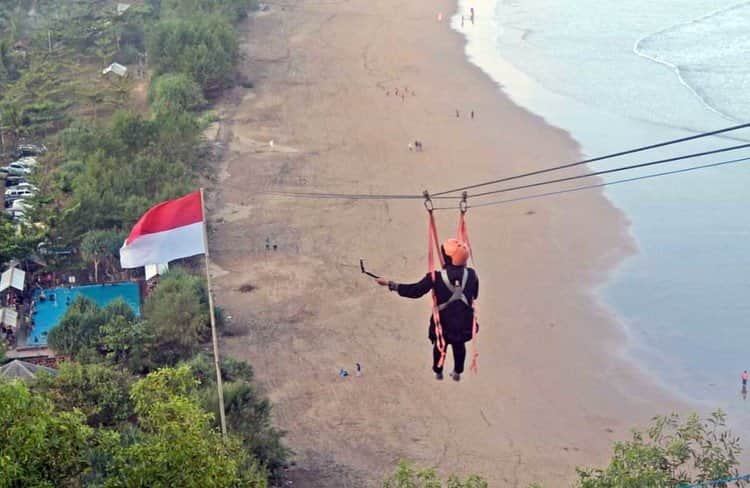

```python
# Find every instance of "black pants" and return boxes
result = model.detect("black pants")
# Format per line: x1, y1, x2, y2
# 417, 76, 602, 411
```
433, 341, 466, 374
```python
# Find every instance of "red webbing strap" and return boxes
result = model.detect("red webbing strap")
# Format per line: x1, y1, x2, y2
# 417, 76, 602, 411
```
457, 211, 479, 375
427, 209, 446, 368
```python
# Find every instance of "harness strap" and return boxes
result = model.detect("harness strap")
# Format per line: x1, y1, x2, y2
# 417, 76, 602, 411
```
426, 208, 446, 369
436, 268, 470, 311
457, 210, 479, 375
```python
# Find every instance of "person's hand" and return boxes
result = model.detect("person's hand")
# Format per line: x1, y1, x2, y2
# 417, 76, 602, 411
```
376, 277, 389, 286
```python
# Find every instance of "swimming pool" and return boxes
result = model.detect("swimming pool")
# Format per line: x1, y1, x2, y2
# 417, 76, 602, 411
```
28, 282, 141, 346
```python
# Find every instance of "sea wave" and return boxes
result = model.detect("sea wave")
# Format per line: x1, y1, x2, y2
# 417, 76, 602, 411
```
633, 1, 750, 123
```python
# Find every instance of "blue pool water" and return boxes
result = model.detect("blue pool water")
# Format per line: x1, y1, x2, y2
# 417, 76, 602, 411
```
29, 283, 141, 346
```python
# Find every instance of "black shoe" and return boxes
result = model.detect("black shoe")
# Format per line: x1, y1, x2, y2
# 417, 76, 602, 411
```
450, 371, 461, 382
435, 372, 444, 381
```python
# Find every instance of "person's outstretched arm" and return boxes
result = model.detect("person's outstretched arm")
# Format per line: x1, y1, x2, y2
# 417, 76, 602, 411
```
375, 274, 433, 298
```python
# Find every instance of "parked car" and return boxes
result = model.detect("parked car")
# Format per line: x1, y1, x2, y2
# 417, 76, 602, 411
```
5, 162, 32, 176
15, 144, 46, 158
4, 176, 25, 187
15, 182, 38, 192
10, 199, 30, 212
13, 157, 38, 167
5, 187, 34, 202
5, 207, 27, 220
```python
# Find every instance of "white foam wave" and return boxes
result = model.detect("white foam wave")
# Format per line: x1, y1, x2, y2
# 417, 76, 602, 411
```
633, 1, 750, 123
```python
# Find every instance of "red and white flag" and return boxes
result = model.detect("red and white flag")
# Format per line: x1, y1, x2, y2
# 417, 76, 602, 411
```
120, 191, 206, 269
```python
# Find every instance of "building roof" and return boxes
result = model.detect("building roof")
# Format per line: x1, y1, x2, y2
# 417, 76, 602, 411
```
0, 360, 57, 382
0, 267, 25, 293
102, 62, 128, 77
145, 262, 169, 281
0, 308, 18, 329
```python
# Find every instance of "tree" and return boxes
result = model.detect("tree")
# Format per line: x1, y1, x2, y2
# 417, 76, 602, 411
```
575, 411, 744, 488
106, 366, 268, 488
142, 269, 209, 365
48, 296, 141, 365
146, 15, 238, 92
161, 0, 252, 21
0, 380, 94, 487
149, 73, 205, 114
185, 353, 290, 480
0, 213, 42, 265
80, 229, 123, 282
48, 295, 105, 361
383, 461, 488, 488
33, 362, 135, 428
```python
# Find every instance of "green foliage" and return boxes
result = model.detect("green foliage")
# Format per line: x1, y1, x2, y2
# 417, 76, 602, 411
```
33, 362, 135, 428
0, 213, 43, 265
149, 72, 205, 114
55, 110, 197, 240
47, 296, 144, 368
0, 380, 94, 487
185, 353, 291, 479
107, 366, 268, 488
146, 15, 238, 92
48, 295, 105, 361
80, 228, 124, 282
383, 461, 488, 488
161, 0, 251, 21
575, 411, 743, 488
142, 269, 210, 365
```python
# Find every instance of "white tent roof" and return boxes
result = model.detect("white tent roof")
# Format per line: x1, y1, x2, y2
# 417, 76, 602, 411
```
145, 262, 169, 281
102, 63, 128, 77
0, 360, 56, 382
0, 308, 18, 329
0, 267, 25, 292
117, 3, 131, 15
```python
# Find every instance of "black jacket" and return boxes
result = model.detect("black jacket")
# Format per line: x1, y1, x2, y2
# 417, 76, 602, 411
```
393, 264, 479, 344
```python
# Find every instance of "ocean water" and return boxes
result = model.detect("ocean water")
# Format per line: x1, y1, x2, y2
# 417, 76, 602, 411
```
452, 0, 750, 426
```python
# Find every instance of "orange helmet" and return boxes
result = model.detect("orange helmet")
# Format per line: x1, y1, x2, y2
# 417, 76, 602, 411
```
442, 238, 470, 266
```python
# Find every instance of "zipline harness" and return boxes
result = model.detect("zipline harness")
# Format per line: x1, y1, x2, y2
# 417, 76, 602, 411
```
424, 191, 480, 374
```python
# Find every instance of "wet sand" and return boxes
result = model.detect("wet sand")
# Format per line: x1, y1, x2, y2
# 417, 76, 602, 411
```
207, 0, 683, 485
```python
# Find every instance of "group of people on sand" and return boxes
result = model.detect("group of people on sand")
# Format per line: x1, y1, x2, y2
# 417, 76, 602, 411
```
339, 363, 362, 378
385, 86, 415, 101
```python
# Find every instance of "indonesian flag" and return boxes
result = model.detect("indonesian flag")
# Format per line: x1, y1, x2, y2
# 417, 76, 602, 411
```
120, 191, 206, 269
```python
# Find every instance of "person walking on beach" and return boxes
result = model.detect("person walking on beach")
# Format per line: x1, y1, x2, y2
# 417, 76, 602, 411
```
375, 239, 478, 382
470, 7, 475, 23
742, 370, 748, 388
456, 109, 460, 118
471, 110, 475, 119
355, 362, 361, 377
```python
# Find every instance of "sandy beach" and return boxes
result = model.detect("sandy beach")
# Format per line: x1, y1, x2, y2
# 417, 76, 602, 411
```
207, 0, 684, 485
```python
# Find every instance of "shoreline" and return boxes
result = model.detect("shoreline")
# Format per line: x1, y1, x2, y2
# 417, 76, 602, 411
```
209, 0, 685, 485
454, 0, 750, 435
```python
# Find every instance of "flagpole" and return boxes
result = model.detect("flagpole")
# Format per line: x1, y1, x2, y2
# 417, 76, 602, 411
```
200, 188, 228, 439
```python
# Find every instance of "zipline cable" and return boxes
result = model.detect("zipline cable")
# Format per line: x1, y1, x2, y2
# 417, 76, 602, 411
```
429, 155, 750, 210
431, 122, 750, 197
265, 190, 459, 200
463, 143, 750, 199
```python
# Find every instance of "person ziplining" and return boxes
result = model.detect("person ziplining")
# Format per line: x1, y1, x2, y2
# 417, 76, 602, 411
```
371, 193, 480, 381
375, 238, 478, 381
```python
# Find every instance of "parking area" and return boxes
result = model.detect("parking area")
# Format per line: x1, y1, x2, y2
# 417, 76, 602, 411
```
2, 144, 45, 221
